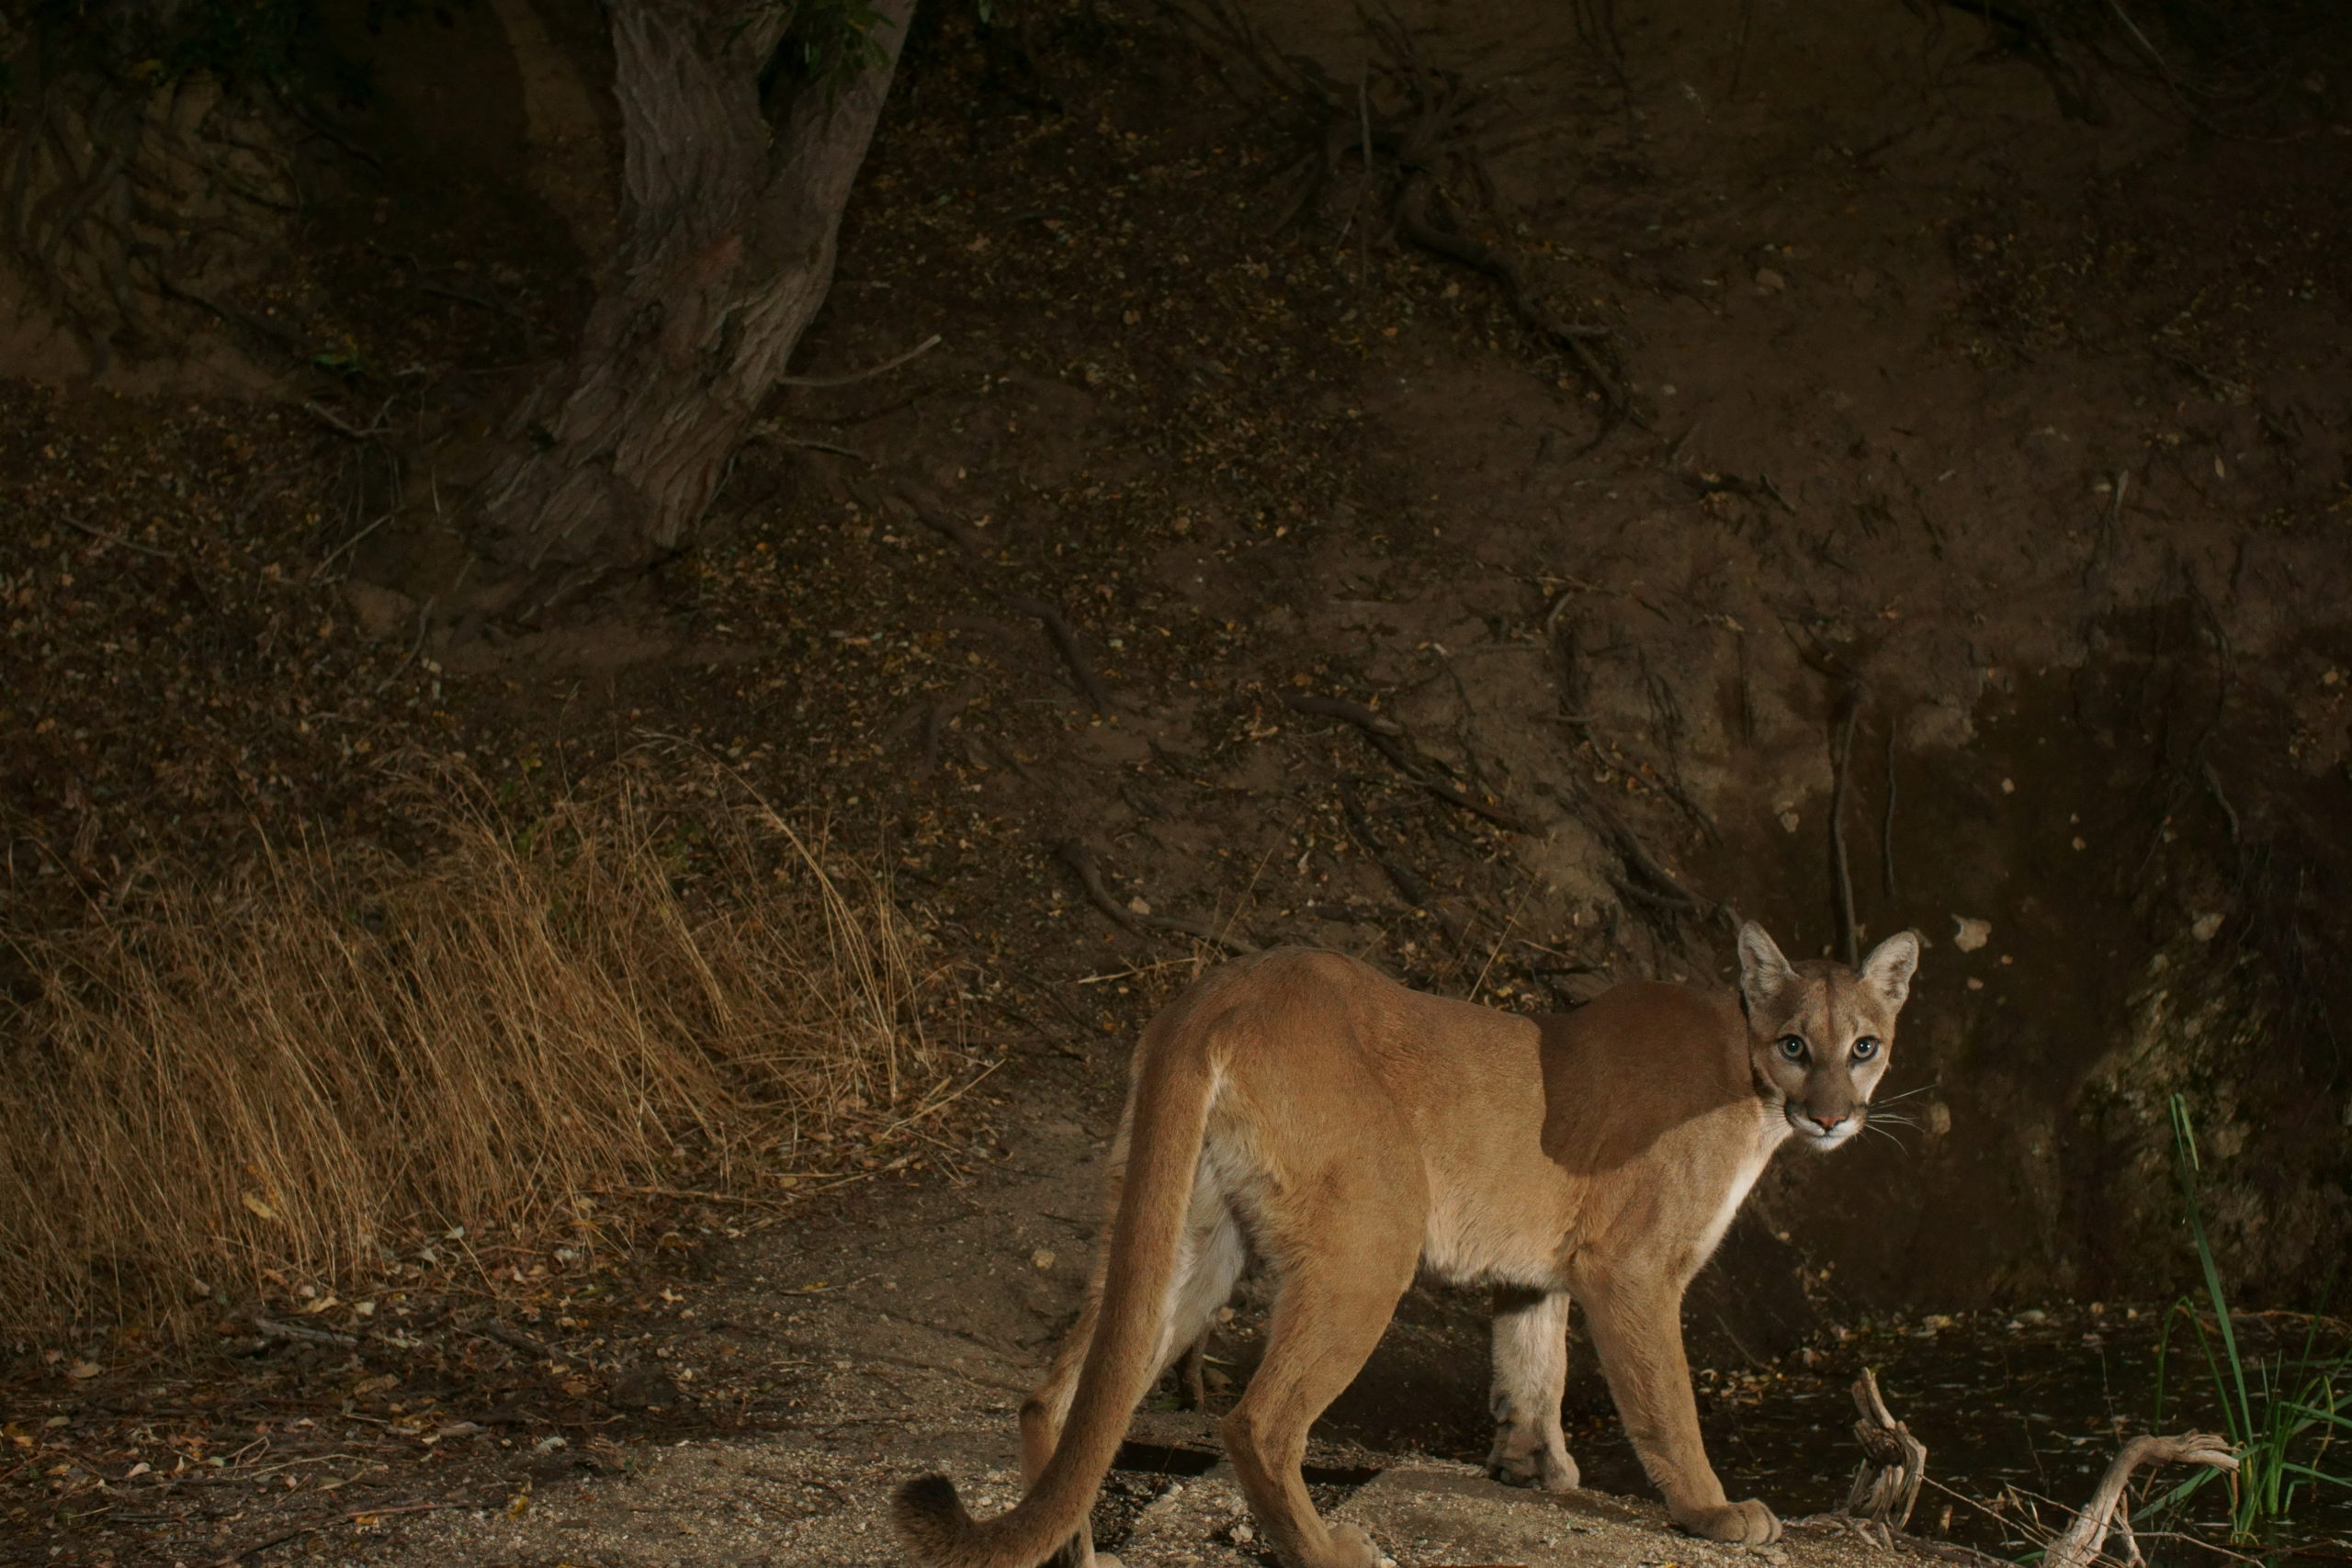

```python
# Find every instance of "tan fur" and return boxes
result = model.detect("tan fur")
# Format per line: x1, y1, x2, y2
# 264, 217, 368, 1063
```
893, 922, 1919, 1568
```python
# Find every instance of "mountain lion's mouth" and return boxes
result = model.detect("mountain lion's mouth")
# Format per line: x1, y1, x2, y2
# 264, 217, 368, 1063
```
1785, 1105, 1862, 1147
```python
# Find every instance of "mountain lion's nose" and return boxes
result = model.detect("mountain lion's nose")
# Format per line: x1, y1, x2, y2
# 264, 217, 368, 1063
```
1809, 1111, 1849, 1133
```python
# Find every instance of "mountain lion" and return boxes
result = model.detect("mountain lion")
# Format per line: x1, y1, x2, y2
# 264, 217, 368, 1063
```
896, 922, 1920, 1568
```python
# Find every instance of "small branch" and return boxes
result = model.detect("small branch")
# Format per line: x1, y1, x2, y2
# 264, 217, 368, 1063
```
252, 1314, 358, 1348
590, 1183, 794, 1210
776, 332, 942, 388
1005, 594, 1112, 712
1053, 838, 1146, 936
61, 514, 177, 559
472, 1321, 559, 1360
1292, 689, 1531, 834
209, 1498, 465, 1566
1338, 780, 1464, 944
2043, 1434, 2237, 1568
894, 481, 990, 558
1279, 691, 1405, 736
1052, 839, 1256, 953
301, 400, 390, 440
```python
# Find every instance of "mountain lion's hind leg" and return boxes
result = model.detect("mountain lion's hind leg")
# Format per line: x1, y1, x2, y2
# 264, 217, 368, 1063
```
1487, 1285, 1578, 1491
1222, 1217, 1419, 1568
1020, 1184, 1247, 1568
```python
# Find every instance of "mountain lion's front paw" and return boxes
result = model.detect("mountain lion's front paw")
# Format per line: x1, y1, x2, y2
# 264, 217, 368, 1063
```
1676, 1499, 1781, 1544
1317, 1521, 1384, 1568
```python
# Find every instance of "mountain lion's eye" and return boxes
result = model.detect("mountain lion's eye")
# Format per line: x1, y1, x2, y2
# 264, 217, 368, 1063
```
1852, 1036, 1881, 1060
1776, 1035, 1806, 1061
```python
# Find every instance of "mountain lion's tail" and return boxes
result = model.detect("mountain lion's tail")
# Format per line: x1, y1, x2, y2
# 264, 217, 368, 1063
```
893, 1013, 1221, 1568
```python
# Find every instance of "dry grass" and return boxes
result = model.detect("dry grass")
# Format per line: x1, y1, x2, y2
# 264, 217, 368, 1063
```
0, 758, 964, 1337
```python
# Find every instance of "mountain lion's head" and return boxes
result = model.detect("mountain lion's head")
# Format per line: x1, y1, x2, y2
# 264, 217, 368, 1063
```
1736, 922, 1919, 1151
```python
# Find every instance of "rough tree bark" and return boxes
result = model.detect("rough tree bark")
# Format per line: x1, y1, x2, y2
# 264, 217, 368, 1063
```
474, 0, 918, 615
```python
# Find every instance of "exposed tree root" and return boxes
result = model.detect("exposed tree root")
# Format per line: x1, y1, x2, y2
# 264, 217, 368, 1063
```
1, 57, 301, 367
1163, 0, 1634, 434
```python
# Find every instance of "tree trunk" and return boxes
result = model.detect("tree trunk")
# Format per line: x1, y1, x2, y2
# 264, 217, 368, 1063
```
474, 0, 917, 615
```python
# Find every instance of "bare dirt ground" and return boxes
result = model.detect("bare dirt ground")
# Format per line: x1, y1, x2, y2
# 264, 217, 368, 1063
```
5, 0, 2350, 1562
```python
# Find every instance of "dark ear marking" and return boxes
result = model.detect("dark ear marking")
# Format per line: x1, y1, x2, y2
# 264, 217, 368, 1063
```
1736, 921, 1796, 1013
1859, 930, 1921, 1010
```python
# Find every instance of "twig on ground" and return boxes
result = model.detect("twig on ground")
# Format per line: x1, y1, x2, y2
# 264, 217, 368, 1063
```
1338, 781, 1464, 944
1051, 840, 1257, 953
1290, 691, 1530, 833
764, 434, 873, 464
590, 1184, 795, 1210
61, 514, 179, 559
208, 1498, 466, 1566
1394, 171, 1630, 430
775, 333, 942, 389
2042, 1433, 2237, 1568
1279, 691, 1405, 736
893, 482, 990, 558
1006, 595, 1113, 712
1560, 776, 1717, 924
300, 400, 390, 441
252, 1314, 357, 1348
472, 1322, 559, 1360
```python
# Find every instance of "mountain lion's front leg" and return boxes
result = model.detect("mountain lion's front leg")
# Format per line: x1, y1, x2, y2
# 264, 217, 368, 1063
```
1577, 1274, 1780, 1544
1486, 1285, 1578, 1491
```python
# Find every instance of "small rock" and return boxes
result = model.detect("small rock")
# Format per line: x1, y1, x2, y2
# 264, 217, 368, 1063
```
1951, 916, 1992, 952
1231, 1521, 1255, 1544
610, 1367, 684, 1409
1754, 267, 1787, 293
343, 581, 418, 641
1032, 1248, 1057, 1270
1127, 895, 1153, 916
2190, 912, 2223, 942
1776, 808, 1801, 834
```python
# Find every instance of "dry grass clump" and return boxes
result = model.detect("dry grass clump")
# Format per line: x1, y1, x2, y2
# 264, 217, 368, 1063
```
0, 760, 960, 1337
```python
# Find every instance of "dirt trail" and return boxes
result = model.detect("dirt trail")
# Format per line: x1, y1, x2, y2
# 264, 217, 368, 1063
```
329, 1110, 1922, 1568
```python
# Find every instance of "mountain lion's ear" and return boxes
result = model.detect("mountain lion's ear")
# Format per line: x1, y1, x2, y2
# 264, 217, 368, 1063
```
1736, 922, 1796, 1010
1859, 930, 1921, 1010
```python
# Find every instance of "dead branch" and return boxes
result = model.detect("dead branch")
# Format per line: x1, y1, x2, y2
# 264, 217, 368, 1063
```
1053, 840, 1257, 954
302, 400, 392, 441
893, 481, 991, 559
1843, 1368, 1928, 1539
1289, 692, 1530, 833
1338, 780, 1465, 944
252, 1314, 357, 1348
60, 514, 178, 559
776, 332, 942, 388
1005, 596, 1112, 713
2042, 1433, 2237, 1568
473, 1321, 559, 1360
1279, 691, 1405, 736
1393, 171, 1631, 429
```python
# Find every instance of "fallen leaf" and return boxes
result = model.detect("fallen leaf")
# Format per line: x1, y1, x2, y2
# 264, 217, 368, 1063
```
241, 1192, 278, 1222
